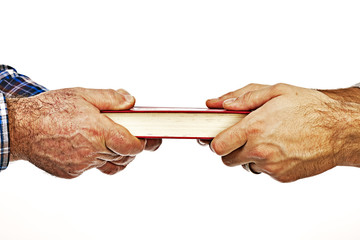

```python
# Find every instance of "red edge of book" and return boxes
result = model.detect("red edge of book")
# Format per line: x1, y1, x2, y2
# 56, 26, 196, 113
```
101, 107, 251, 139
101, 107, 250, 114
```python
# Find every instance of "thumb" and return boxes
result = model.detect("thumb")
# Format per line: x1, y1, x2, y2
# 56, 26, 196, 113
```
222, 84, 287, 110
80, 88, 135, 110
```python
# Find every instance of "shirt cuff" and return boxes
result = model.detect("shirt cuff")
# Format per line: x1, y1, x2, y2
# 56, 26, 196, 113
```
0, 65, 48, 98
0, 93, 9, 171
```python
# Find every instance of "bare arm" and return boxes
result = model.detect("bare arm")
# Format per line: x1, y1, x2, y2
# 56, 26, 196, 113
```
320, 87, 360, 103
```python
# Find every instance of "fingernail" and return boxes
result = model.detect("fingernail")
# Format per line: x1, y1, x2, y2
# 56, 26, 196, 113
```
223, 98, 236, 105
197, 139, 207, 146
123, 93, 134, 103
117, 89, 134, 103
209, 142, 215, 153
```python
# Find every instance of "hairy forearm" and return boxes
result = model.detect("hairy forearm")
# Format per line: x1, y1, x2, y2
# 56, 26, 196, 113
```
332, 101, 360, 167
7, 97, 38, 161
7, 92, 72, 162
319, 87, 360, 166
320, 87, 360, 103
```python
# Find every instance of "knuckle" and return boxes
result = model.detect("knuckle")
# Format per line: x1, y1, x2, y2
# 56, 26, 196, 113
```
115, 134, 128, 150
248, 145, 273, 160
271, 83, 288, 93
245, 122, 262, 136
69, 87, 84, 94
240, 91, 253, 103
245, 83, 258, 89
229, 130, 244, 146
107, 132, 140, 155
119, 136, 142, 155
220, 91, 235, 99
57, 88, 78, 97
246, 128, 261, 136
106, 89, 119, 100
107, 88, 118, 96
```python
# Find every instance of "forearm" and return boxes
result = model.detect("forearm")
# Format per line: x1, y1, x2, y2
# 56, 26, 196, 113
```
318, 87, 360, 166
0, 89, 46, 170
320, 87, 360, 103
7, 91, 78, 162
332, 101, 360, 167
7, 97, 33, 162
0, 65, 47, 171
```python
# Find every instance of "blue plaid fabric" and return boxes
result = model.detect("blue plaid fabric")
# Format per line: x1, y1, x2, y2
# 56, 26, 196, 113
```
0, 65, 48, 98
0, 95, 9, 171
0, 65, 48, 171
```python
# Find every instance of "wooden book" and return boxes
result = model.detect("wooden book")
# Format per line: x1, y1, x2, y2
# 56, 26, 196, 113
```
101, 107, 250, 139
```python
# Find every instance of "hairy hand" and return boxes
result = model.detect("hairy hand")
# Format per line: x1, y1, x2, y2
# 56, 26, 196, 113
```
7, 88, 161, 178
206, 83, 360, 182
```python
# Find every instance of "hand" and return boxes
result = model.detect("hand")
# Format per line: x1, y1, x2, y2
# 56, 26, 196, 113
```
7, 88, 161, 178
206, 83, 360, 182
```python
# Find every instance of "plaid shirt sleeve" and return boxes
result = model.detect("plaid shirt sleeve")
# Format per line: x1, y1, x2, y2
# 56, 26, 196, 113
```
0, 65, 48, 171
0, 65, 48, 98
0, 94, 9, 171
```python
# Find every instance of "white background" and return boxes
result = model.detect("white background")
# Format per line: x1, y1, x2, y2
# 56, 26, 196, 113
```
1, 0, 360, 239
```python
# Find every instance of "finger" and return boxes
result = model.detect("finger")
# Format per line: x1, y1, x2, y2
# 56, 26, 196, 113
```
144, 138, 162, 151
211, 119, 248, 156
97, 162, 126, 175
111, 156, 135, 166
96, 155, 135, 166
79, 88, 136, 110
222, 147, 249, 167
102, 116, 146, 156
248, 163, 262, 173
206, 84, 268, 109
222, 149, 263, 174
96, 154, 132, 163
242, 163, 262, 174
223, 83, 289, 111
222, 147, 265, 173
197, 139, 211, 146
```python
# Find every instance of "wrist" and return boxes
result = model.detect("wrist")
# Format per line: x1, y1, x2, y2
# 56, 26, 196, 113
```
319, 87, 360, 167
320, 87, 360, 103
7, 97, 38, 161
331, 101, 360, 167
